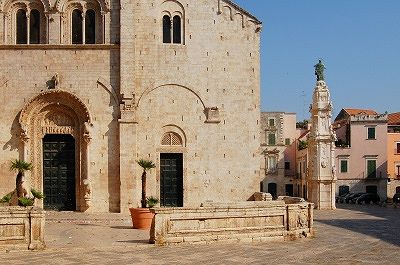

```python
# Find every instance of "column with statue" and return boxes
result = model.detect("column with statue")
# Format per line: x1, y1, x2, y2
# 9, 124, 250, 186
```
307, 60, 337, 209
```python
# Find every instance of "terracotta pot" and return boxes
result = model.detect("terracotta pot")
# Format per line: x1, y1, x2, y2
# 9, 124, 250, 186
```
129, 208, 154, 229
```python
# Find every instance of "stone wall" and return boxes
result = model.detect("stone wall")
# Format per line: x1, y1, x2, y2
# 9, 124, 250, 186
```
150, 200, 314, 246
0, 206, 45, 250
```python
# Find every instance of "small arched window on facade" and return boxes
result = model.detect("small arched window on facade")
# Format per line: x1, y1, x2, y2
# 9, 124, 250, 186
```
72, 9, 83, 44
172, 15, 181, 44
161, 132, 183, 146
29, 9, 41, 44
162, 15, 171, 43
85, 9, 96, 44
16, 9, 27, 44
163, 14, 182, 44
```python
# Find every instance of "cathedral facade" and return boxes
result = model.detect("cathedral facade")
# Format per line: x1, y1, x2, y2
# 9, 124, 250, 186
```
0, 0, 262, 213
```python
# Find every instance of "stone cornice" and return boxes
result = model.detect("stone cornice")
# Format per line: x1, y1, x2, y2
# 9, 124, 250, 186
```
0, 44, 119, 50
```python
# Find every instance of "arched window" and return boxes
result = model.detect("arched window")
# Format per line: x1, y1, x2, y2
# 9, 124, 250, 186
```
72, 9, 83, 44
163, 15, 171, 43
16, 9, 27, 44
29, 9, 40, 44
172, 15, 181, 44
161, 132, 182, 146
85, 9, 96, 44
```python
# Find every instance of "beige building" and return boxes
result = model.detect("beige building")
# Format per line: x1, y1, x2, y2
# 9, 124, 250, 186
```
0, 0, 262, 213
260, 112, 298, 198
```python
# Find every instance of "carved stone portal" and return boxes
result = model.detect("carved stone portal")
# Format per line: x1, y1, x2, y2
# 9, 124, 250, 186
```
18, 89, 92, 211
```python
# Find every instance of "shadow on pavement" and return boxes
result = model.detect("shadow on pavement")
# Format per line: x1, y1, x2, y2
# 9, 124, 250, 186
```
116, 240, 150, 244
110, 226, 133, 230
317, 204, 400, 247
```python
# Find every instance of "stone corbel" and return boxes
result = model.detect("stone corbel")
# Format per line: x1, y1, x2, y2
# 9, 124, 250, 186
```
119, 93, 137, 123
204, 107, 221, 124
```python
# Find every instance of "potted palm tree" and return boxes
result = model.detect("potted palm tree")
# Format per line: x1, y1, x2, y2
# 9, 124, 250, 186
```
10, 159, 32, 205
129, 159, 158, 229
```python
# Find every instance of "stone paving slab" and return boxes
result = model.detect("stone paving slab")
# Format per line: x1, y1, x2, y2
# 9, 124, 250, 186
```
0, 204, 399, 264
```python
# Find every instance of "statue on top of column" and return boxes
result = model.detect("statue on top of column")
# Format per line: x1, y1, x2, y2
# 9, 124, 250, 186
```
314, 59, 326, 81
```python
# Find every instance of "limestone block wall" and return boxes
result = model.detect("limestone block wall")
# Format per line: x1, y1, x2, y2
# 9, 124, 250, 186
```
0, 46, 121, 212
126, 0, 262, 208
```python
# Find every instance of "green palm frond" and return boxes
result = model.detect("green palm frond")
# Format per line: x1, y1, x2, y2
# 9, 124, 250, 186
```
31, 188, 45, 200
10, 159, 33, 174
137, 159, 156, 171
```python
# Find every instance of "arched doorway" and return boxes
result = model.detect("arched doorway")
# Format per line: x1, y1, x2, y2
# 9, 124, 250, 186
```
19, 90, 92, 211
43, 134, 76, 210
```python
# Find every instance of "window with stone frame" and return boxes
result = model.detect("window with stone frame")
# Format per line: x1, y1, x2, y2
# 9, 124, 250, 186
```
285, 138, 291, 145
161, 0, 184, 45
161, 132, 183, 146
268, 118, 275, 127
267, 133, 276, 145
340, 159, 348, 173
65, 1, 104, 44
367, 127, 376, 140
366, 159, 377, 178
162, 14, 182, 44
266, 155, 277, 173
3, 0, 48, 44
396, 142, 400, 154
284, 161, 290, 170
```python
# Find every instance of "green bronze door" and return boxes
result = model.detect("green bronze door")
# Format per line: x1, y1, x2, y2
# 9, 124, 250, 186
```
43, 134, 76, 210
160, 153, 183, 207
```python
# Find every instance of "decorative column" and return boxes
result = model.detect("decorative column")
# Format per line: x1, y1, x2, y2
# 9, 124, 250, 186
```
26, 9, 30, 44
82, 122, 93, 210
307, 60, 336, 210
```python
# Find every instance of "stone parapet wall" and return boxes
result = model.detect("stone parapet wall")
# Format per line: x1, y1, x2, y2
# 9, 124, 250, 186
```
150, 200, 313, 246
0, 207, 45, 250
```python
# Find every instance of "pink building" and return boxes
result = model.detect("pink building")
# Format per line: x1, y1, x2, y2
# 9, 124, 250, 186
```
260, 112, 298, 198
334, 109, 388, 199
387, 112, 400, 199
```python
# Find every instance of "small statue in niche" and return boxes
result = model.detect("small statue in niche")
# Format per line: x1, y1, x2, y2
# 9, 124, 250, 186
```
314, 59, 326, 81
48, 73, 60, 89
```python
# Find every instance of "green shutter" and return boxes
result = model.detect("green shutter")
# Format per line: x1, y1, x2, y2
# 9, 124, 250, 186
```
367, 127, 375, 139
340, 160, 348, 173
367, 160, 376, 178
268, 133, 276, 145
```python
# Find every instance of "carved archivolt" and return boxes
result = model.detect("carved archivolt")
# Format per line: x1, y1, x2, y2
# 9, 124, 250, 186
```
20, 89, 91, 128
54, 0, 110, 12
19, 89, 93, 210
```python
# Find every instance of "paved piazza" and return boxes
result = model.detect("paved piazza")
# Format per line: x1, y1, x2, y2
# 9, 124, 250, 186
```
1, 204, 399, 265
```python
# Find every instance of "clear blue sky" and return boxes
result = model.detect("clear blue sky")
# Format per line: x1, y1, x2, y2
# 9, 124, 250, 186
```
234, 0, 400, 120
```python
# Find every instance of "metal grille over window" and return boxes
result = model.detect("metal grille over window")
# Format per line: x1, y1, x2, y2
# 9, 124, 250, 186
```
161, 132, 182, 146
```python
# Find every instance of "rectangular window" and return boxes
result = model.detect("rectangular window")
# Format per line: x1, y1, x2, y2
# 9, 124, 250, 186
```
396, 142, 400, 154
340, 160, 348, 173
267, 156, 277, 173
285, 161, 290, 170
285, 138, 291, 145
269, 118, 275, 127
395, 163, 400, 177
366, 159, 377, 178
367, 127, 376, 140
268, 133, 276, 145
